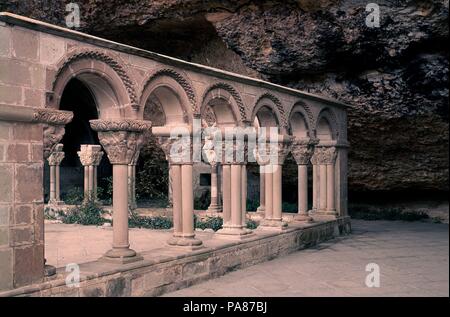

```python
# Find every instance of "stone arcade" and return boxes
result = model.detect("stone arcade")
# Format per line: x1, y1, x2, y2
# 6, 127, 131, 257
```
0, 13, 350, 296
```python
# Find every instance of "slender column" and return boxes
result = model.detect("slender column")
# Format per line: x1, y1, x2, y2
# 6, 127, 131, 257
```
47, 143, 65, 205
221, 164, 231, 225
325, 147, 337, 215
128, 150, 139, 209
257, 135, 291, 230
312, 164, 318, 211
216, 137, 253, 239
272, 164, 282, 221
207, 163, 220, 212
319, 164, 327, 211
78, 144, 103, 202
90, 119, 151, 263
256, 165, 265, 213
264, 165, 273, 220
292, 139, 315, 222
155, 134, 202, 248
241, 164, 247, 226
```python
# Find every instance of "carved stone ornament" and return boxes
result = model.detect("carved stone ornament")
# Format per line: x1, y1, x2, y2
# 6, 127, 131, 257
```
35, 109, 74, 160
77, 145, 104, 166
291, 138, 318, 165
311, 146, 337, 165
89, 120, 151, 165
155, 135, 193, 165
47, 144, 65, 166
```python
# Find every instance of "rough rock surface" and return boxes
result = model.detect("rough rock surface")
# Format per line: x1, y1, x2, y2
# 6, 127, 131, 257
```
2, 0, 448, 195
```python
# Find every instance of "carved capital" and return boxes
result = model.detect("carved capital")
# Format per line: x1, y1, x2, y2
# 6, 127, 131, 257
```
311, 146, 337, 165
155, 135, 193, 165
77, 144, 104, 166
47, 143, 65, 166
43, 125, 66, 160
33, 108, 73, 125
89, 120, 151, 165
291, 138, 317, 165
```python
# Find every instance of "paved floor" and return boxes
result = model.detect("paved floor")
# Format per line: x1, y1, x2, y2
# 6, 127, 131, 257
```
162, 220, 449, 297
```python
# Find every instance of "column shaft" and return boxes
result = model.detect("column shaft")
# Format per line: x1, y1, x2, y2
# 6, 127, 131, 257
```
257, 165, 265, 212
171, 164, 182, 236
222, 164, 231, 224
272, 164, 282, 221
241, 164, 247, 226
319, 164, 327, 211
181, 164, 194, 238
49, 165, 56, 202
312, 164, 318, 211
298, 165, 308, 214
264, 165, 273, 220
230, 164, 242, 228
55, 164, 61, 201
83, 166, 89, 199
326, 164, 336, 213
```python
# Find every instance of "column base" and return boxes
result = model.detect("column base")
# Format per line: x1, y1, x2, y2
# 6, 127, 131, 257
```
100, 248, 143, 264
258, 218, 288, 231
48, 200, 65, 206
293, 213, 313, 222
215, 226, 254, 240
207, 204, 222, 213
314, 209, 337, 216
256, 206, 265, 213
167, 236, 203, 250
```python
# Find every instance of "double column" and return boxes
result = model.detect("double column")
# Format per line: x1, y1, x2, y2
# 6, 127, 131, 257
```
216, 137, 253, 239
90, 119, 151, 263
47, 143, 65, 205
257, 135, 292, 230
77, 144, 103, 202
155, 129, 203, 249
311, 145, 337, 216
291, 138, 317, 222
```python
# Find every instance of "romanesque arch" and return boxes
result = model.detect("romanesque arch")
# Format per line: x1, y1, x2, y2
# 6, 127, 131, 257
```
288, 101, 315, 139
252, 93, 287, 133
48, 49, 138, 118
201, 82, 247, 126
316, 107, 339, 141
139, 68, 195, 125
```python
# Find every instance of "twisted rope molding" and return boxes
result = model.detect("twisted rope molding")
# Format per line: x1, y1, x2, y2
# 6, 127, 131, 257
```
202, 82, 247, 122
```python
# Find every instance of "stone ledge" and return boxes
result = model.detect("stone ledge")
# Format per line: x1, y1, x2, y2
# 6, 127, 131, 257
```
0, 216, 351, 297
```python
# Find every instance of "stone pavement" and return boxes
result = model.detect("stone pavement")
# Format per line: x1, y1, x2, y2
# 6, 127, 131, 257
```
162, 220, 449, 297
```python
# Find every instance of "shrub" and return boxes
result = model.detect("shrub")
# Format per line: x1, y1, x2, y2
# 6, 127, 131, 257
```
282, 202, 297, 213
62, 196, 108, 226
246, 199, 259, 212
62, 187, 84, 205
195, 215, 223, 231
194, 192, 211, 210
128, 211, 173, 229
246, 219, 259, 229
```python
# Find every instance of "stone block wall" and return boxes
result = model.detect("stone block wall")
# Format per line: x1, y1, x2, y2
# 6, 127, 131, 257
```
0, 120, 45, 291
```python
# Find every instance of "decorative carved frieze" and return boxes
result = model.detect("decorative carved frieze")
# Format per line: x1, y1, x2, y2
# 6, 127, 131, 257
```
43, 125, 66, 160
89, 119, 151, 165
155, 135, 193, 165
291, 138, 318, 165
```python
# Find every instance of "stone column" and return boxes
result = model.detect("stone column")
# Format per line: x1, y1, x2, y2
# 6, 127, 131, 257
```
155, 134, 203, 249
216, 140, 253, 239
207, 163, 221, 212
257, 136, 291, 230
324, 146, 338, 215
291, 139, 315, 222
310, 148, 320, 213
77, 144, 103, 202
241, 164, 247, 226
256, 165, 265, 213
47, 143, 65, 205
128, 150, 139, 209
90, 119, 151, 263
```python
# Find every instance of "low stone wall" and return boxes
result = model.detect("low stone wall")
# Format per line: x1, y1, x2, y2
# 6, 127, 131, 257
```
0, 216, 351, 297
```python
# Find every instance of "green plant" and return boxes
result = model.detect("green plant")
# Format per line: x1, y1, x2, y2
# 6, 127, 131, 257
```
282, 202, 298, 213
246, 199, 259, 212
194, 193, 210, 210
195, 216, 223, 231
246, 219, 258, 230
128, 211, 173, 229
62, 187, 84, 205
62, 195, 108, 226
97, 176, 113, 205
